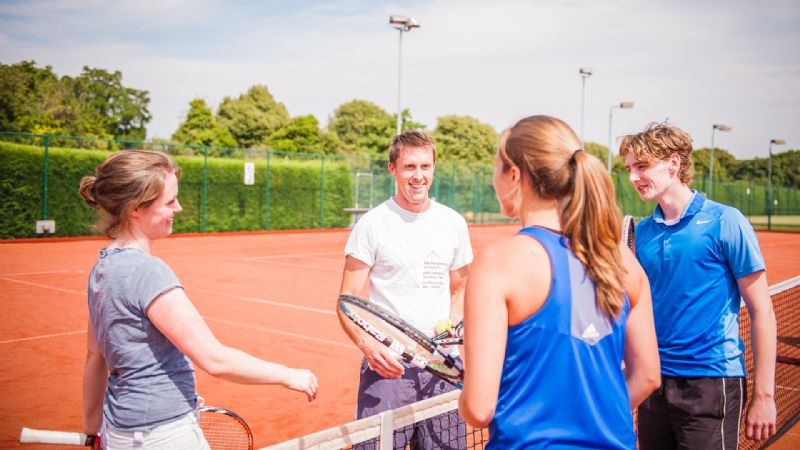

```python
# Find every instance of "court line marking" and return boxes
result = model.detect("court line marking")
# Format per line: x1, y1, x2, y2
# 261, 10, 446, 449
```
0, 330, 85, 344
0, 276, 333, 316
243, 251, 341, 261
0, 269, 79, 277
244, 260, 341, 272
0, 276, 86, 296
0, 317, 354, 350
193, 288, 334, 315
207, 317, 356, 350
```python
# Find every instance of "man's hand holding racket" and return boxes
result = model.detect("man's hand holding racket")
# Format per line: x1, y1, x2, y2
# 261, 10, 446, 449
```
362, 339, 406, 378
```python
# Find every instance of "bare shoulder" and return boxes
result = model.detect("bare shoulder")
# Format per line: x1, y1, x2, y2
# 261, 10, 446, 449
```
470, 233, 550, 306
473, 233, 546, 268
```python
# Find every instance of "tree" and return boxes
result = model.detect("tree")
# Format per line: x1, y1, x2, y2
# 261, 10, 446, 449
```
693, 147, 738, 184
733, 158, 769, 185
172, 98, 236, 150
268, 115, 342, 154
771, 150, 800, 188
70, 66, 151, 141
0, 61, 150, 141
216, 85, 289, 148
431, 115, 497, 163
0, 61, 75, 135
328, 100, 395, 155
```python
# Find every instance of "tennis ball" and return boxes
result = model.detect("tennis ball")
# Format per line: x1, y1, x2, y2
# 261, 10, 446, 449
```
434, 318, 453, 334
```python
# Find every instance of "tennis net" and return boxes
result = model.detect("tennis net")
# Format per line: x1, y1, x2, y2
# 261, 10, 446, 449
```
740, 275, 800, 449
262, 275, 800, 450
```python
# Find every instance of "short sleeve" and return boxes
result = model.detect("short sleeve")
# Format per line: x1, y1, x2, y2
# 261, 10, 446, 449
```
129, 257, 183, 313
344, 218, 375, 267
450, 215, 474, 270
720, 208, 765, 279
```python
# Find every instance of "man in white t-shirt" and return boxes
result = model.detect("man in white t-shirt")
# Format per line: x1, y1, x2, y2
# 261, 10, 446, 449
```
338, 130, 473, 449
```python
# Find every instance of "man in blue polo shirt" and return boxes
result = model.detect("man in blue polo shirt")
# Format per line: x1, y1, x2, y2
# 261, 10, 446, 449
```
619, 122, 777, 449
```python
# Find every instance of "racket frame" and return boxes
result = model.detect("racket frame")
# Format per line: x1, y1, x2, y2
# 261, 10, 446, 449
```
622, 215, 636, 254
338, 293, 464, 387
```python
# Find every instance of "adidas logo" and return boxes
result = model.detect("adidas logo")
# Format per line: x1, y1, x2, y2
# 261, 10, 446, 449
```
582, 323, 600, 342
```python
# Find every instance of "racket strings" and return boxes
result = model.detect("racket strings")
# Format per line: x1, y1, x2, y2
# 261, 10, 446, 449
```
342, 297, 463, 382
199, 410, 253, 450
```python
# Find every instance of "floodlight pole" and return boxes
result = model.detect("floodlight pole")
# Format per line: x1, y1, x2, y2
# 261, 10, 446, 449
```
396, 30, 403, 136
390, 16, 420, 136
607, 101, 634, 172
578, 68, 592, 146
768, 138, 786, 230
709, 123, 731, 198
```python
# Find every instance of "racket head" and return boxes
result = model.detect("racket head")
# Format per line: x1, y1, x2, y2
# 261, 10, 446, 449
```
338, 294, 464, 386
199, 407, 254, 450
622, 215, 636, 255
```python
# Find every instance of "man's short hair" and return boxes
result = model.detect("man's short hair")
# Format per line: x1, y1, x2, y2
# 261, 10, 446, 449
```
619, 122, 694, 184
388, 130, 436, 165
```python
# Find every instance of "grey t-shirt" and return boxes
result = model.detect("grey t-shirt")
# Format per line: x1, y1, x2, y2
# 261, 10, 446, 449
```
88, 247, 196, 431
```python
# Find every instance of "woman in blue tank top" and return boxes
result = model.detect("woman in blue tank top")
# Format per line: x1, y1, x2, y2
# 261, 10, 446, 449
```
458, 116, 661, 449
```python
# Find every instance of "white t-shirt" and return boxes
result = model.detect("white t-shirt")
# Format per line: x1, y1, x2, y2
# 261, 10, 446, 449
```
344, 197, 473, 335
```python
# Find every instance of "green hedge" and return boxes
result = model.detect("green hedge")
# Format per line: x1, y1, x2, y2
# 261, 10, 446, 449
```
0, 142, 352, 238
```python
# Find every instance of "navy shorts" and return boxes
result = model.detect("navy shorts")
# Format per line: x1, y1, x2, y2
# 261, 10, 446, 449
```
638, 376, 745, 450
355, 358, 465, 450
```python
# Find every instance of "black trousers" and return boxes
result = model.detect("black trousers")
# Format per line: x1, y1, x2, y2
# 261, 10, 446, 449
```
638, 376, 746, 450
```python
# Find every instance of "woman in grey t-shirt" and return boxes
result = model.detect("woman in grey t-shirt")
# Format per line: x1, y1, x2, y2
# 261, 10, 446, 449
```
79, 150, 318, 449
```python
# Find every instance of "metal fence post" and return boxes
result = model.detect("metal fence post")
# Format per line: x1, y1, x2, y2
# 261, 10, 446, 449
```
265, 150, 271, 230
319, 154, 326, 228
471, 172, 478, 223
41, 135, 50, 220
202, 146, 208, 232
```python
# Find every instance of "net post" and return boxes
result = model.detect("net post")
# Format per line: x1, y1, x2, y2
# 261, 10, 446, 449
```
378, 409, 394, 450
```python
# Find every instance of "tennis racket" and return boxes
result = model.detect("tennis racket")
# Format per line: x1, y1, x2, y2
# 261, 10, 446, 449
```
432, 319, 464, 346
20, 406, 254, 450
622, 215, 635, 254
338, 293, 464, 388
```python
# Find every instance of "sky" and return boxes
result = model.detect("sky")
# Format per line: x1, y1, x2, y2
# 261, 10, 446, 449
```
1, 0, 798, 160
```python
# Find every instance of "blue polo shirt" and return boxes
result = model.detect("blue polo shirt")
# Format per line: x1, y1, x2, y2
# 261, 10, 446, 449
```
636, 191, 765, 377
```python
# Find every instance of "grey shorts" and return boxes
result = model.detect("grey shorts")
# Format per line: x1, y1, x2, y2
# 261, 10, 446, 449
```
355, 358, 466, 450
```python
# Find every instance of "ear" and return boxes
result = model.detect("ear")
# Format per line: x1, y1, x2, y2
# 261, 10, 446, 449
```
509, 164, 521, 183
668, 153, 682, 175
388, 161, 396, 177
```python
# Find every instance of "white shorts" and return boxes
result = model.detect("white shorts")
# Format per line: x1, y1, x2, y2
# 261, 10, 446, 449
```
101, 411, 210, 450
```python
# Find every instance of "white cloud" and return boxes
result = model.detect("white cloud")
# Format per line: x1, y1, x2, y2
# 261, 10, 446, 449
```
1, 0, 798, 158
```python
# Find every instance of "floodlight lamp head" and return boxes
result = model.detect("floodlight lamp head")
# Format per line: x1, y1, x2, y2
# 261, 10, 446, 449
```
389, 15, 419, 31
713, 124, 732, 132
579, 67, 592, 77
770, 139, 786, 145
620, 101, 634, 109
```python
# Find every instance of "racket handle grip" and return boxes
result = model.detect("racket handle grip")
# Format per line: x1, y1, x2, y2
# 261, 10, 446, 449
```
20, 427, 96, 446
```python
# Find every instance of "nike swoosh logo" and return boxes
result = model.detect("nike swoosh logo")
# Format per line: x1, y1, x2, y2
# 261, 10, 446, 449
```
697, 219, 714, 224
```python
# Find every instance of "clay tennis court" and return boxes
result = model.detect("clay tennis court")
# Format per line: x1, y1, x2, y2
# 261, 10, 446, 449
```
1, 225, 799, 449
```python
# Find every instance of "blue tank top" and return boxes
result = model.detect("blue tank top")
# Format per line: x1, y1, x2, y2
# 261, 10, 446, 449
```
487, 227, 636, 449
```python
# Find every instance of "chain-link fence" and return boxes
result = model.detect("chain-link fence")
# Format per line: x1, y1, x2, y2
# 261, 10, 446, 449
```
1, 131, 797, 239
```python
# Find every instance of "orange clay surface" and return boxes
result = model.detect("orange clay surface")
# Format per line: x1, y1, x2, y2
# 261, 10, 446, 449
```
1, 226, 798, 449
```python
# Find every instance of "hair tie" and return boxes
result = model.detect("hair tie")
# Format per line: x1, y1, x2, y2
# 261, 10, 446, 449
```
570, 149, 583, 165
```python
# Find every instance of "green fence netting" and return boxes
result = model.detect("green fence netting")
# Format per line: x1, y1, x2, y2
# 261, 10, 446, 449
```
0, 131, 797, 239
